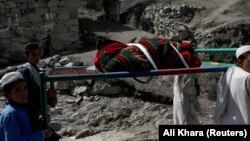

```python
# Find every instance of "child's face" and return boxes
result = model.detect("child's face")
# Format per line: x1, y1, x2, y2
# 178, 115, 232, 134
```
8, 81, 28, 104
25, 49, 41, 65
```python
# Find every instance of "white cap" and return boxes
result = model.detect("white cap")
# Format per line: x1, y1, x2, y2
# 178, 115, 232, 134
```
236, 45, 250, 59
0, 72, 24, 90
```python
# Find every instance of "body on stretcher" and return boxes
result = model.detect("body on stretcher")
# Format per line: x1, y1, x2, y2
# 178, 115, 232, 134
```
39, 48, 237, 120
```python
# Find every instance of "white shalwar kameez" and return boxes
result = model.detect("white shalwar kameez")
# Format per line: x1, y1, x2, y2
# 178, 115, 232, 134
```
173, 74, 201, 125
213, 66, 250, 124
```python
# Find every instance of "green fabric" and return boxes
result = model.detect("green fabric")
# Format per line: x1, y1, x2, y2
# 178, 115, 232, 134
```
95, 38, 199, 72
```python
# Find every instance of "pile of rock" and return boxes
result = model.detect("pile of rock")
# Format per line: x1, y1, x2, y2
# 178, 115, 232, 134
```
141, 3, 203, 37
124, 2, 203, 38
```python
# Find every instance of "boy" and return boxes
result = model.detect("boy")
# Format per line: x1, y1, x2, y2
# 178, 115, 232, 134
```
17, 43, 60, 140
18, 42, 43, 113
0, 72, 52, 141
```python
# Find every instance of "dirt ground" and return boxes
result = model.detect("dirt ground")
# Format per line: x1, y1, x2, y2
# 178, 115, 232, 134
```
1, 0, 249, 141
58, 0, 250, 140
63, 124, 155, 141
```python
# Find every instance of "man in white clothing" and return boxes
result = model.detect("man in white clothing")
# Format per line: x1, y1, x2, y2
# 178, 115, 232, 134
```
213, 45, 250, 124
173, 74, 201, 124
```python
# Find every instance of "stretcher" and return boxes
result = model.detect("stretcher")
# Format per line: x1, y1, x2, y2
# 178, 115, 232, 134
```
39, 48, 237, 119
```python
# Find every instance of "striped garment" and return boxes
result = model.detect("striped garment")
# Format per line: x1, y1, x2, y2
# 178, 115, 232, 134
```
94, 37, 201, 72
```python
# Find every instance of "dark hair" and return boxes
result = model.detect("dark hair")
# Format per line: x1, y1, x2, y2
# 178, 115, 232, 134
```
2, 79, 26, 94
24, 42, 40, 55
238, 51, 250, 60
236, 51, 250, 66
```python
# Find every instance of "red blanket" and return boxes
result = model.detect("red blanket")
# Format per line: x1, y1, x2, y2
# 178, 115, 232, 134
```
94, 37, 201, 72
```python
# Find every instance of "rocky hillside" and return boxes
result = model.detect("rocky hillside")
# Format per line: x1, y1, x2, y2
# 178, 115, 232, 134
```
1, 0, 250, 141
123, 0, 250, 48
